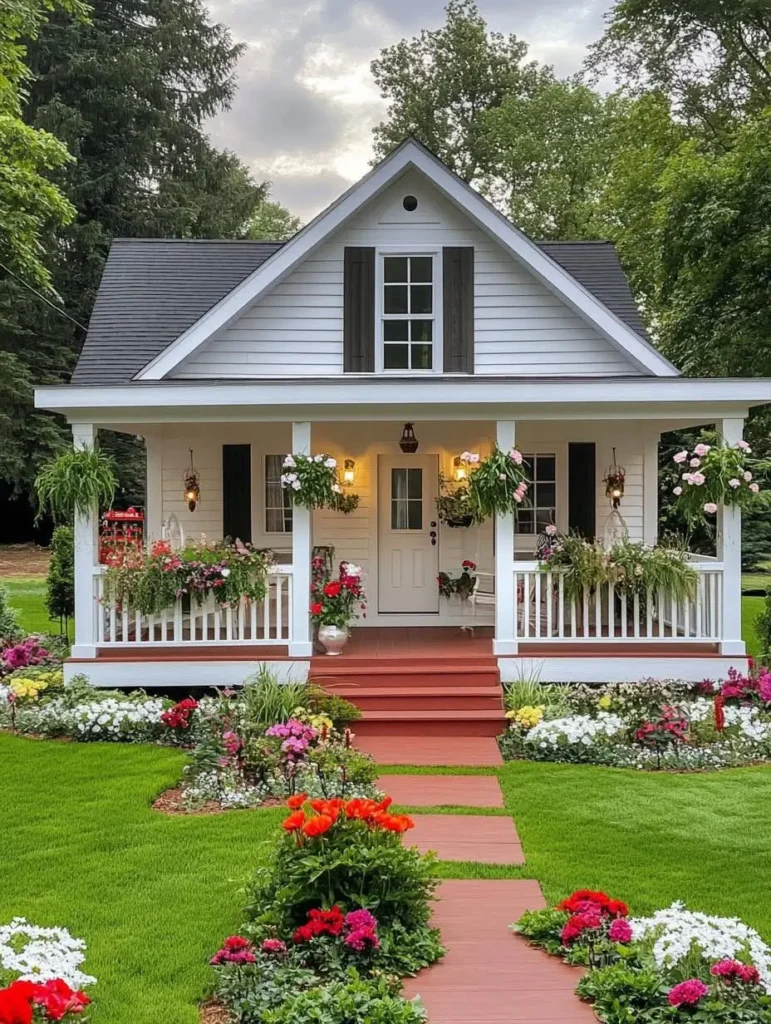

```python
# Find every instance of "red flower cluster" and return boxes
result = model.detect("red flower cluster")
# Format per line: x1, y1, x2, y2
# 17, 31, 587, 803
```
557, 891, 630, 946
310, 561, 366, 623
281, 795, 414, 839
667, 979, 708, 1007
636, 705, 689, 746
293, 906, 344, 943
210, 935, 257, 966
461, 560, 476, 570
720, 665, 771, 706
0, 979, 90, 1022
710, 959, 761, 985
161, 697, 198, 730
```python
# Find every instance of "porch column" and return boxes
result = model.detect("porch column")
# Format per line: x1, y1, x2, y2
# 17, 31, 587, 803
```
493, 420, 518, 656
72, 423, 98, 658
289, 422, 313, 657
718, 418, 745, 656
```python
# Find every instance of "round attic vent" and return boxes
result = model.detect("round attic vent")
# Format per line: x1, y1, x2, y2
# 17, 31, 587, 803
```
402, 195, 418, 212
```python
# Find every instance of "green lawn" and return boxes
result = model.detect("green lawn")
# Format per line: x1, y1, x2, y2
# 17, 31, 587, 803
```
3, 575, 72, 639
0, 735, 280, 1024
5, 734, 771, 1022
743, 594, 765, 657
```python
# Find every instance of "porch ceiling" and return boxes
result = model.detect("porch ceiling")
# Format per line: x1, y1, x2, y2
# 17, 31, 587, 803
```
35, 375, 771, 427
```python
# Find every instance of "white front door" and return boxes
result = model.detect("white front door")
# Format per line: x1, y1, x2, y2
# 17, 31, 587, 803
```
378, 455, 439, 613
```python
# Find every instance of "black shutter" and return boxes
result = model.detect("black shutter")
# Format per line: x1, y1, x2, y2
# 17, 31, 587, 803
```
443, 246, 474, 373
343, 247, 375, 372
222, 444, 252, 543
568, 443, 596, 540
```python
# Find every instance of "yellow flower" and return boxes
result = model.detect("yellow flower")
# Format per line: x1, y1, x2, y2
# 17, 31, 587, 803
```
508, 705, 544, 730
598, 694, 612, 710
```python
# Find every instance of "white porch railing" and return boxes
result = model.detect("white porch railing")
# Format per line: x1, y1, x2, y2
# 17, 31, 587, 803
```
511, 561, 723, 643
93, 566, 293, 646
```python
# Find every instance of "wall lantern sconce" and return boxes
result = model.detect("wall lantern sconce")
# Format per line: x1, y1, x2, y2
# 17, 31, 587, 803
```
183, 449, 201, 511
343, 459, 356, 485
453, 455, 468, 482
399, 423, 419, 453
604, 447, 626, 508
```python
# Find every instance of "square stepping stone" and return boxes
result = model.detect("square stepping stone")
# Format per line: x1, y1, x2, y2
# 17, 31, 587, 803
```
378, 774, 504, 808
404, 880, 597, 1023
408, 814, 524, 864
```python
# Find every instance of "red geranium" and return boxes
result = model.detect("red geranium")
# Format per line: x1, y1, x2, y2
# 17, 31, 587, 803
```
161, 697, 198, 730
293, 906, 345, 943
31, 979, 90, 1021
310, 602, 323, 616
0, 981, 34, 1024
558, 890, 628, 918
210, 935, 257, 965
323, 581, 342, 598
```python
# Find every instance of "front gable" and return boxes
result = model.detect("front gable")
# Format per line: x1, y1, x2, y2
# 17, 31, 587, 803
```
174, 171, 643, 379
136, 140, 678, 381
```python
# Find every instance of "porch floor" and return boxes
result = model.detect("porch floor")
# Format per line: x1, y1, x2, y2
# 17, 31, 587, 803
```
326, 626, 494, 659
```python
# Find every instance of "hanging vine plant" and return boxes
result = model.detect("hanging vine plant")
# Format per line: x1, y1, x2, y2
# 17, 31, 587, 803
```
466, 445, 530, 520
280, 454, 360, 513
34, 445, 117, 522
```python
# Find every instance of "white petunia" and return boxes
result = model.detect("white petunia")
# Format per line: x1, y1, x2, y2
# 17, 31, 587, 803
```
283, 455, 296, 468
324, 458, 337, 469
0, 918, 96, 988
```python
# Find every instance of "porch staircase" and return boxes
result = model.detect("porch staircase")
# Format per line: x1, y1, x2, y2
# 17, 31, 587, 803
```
309, 653, 507, 738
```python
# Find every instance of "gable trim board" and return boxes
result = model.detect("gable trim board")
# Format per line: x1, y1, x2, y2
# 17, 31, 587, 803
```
134, 140, 678, 381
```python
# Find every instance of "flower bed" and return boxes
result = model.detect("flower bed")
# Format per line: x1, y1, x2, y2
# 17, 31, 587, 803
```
209, 794, 442, 1022
0, 917, 96, 1021
514, 889, 771, 1022
500, 669, 771, 770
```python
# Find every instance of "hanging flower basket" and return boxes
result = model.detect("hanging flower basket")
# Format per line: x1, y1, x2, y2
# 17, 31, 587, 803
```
435, 472, 480, 528
281, 454, 360, 513
466, 445, 530, 520
670, 434, 768, 524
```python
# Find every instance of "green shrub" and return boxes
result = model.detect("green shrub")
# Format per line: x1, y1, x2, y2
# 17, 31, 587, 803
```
239, 668, 309, 731
756, 588, 771, 661
262, 971, 426, 1024
307, 685, 361, 726
46, 525, 75, 630
0, 584, 22, 643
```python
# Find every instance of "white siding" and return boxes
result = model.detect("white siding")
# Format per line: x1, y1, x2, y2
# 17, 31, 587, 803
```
174, 171, 642, 379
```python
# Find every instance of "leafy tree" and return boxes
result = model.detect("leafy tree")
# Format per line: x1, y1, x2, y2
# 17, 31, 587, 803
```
245, 199, 302, 241
371, 0, 549, 184
0, 0, 86, 287
0, 0, 270, 523
587, 0, 771, 135
46, 523, 74, 631
478, 79, 625, 239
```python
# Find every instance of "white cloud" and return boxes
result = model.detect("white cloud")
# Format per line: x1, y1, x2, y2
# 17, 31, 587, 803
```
204, 0, 610, 221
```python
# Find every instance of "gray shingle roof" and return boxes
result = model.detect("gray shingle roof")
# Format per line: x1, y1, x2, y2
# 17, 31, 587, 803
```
71, 237, 651, 384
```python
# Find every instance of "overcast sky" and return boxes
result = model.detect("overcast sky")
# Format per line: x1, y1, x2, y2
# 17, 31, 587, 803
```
205, 1, 613, 221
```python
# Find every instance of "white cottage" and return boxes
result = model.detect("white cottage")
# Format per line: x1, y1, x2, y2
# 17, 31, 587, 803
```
35, 140, 771, 695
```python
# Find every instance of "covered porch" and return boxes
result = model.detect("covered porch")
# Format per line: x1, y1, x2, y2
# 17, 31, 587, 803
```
59, 406, 746, 684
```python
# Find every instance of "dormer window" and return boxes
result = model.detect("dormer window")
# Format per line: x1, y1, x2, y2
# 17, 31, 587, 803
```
380, 253, 439, 371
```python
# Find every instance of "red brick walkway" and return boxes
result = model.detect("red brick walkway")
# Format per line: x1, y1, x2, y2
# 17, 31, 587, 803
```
409, 815, 524, 864
379, 774, 504, 808
404, 880, 597, 1023
357, 735, 503, 766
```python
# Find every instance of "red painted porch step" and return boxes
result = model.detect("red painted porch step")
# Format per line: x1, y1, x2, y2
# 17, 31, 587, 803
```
378, 774, 504, 807
409, 815, 524, 864
327, 686, 503, 712
404, 880, 597, 1023
354, 709, 505, 737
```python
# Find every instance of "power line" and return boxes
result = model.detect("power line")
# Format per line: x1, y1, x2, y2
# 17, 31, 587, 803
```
0, 260, 88, 332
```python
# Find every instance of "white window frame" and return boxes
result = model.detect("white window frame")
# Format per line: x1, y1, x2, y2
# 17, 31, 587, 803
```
374, 246, 443, 374
264, 454, 293, 535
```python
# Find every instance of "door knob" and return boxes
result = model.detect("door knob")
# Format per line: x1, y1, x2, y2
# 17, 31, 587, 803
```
431, 538, 437, 546
430, 521, 437, 528
429, 530, 437, 538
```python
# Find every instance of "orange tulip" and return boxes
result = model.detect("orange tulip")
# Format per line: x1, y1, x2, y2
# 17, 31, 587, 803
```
286, 793, 308, 810
303, 814, 335, 838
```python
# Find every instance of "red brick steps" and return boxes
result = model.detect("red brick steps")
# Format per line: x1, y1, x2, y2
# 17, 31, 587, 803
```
404, 880, 597, 1023
378, 774, 504, 807
354, 709, 505, 737
324, 687, 503, 712
409, 815, 524, 864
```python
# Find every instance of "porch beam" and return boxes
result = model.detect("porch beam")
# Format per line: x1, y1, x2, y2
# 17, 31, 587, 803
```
493, 420, 518, 656
72, 423, 98, 658
718, 418, 745, 656
289, 422, 313, 657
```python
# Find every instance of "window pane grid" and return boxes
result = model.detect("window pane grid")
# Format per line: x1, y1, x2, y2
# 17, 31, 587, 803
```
383, 255, 434, 371
391, 468, 423, 530
265, 455, 293, 533
515, 453, 556, 535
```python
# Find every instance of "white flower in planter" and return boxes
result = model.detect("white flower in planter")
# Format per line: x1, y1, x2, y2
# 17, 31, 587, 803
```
283, 455, 296, 468
292, 481, 301, 491
673, 486, 683, 495
673, 450, 689, 464
744, 470, 753, 482
728, 478, 741, 488
344, 563, 363, 577
324, 457, 337, 468
221, 568, 230, 577
314, 454, 323, 463
331, 483, 341, 493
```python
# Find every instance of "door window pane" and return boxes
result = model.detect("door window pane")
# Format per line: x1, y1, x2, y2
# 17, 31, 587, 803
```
391, 468, 423, 530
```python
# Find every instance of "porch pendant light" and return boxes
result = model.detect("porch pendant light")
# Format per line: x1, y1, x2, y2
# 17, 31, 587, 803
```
183, 449, 200, 511
399, 423, 419, 453
603, 447, 626, 508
